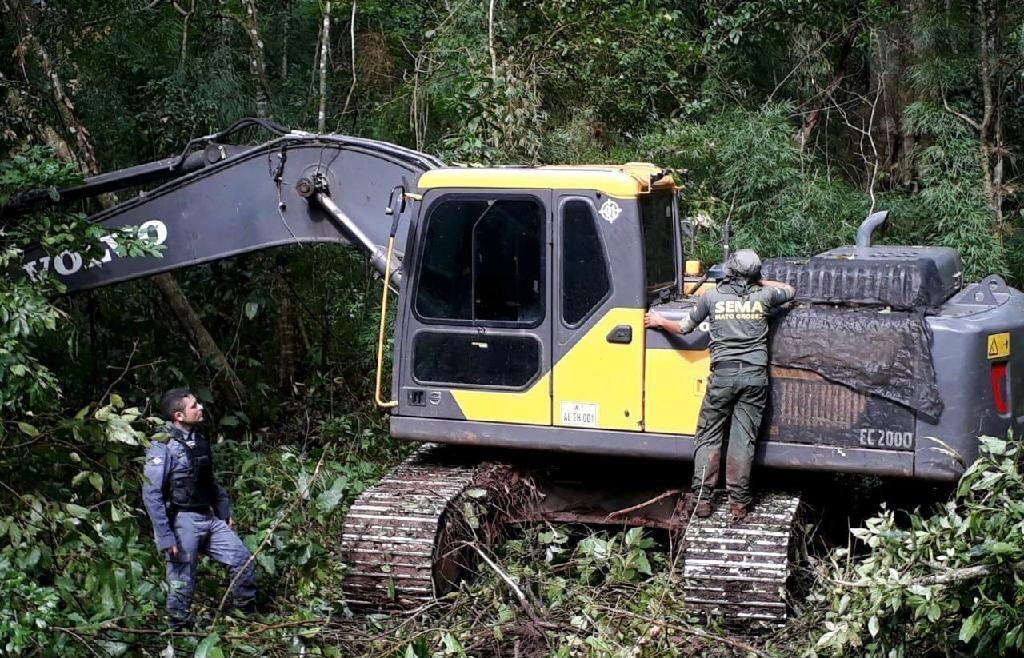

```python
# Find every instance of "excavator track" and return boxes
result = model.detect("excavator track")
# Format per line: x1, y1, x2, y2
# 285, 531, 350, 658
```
682, 491, 802, 626
341, 445, 492, 609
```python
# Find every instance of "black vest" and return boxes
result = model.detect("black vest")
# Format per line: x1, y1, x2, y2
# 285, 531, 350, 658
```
169, 433, 216, 511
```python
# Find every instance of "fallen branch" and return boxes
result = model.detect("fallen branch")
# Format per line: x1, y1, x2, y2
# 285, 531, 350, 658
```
604, 489, 681, 521
463, 541, 550, 632
832, 560, 1024, 589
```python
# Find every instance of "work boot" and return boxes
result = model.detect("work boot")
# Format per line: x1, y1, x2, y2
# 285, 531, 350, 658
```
684, 495, 716, 519
681, 492, 713, 519
729, 501, 748, 523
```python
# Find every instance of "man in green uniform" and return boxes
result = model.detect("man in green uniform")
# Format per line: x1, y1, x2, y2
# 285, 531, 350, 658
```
645, 250, 795, 521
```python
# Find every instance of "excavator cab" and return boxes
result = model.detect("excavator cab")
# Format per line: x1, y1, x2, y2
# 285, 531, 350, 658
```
391, 165, 680, 436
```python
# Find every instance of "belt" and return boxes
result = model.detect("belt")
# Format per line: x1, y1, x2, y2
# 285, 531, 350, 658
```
172, 503, 213, 514
712, 360, 766, 372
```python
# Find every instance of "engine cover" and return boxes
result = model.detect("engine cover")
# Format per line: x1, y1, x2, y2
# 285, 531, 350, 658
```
762, 246, 963, 309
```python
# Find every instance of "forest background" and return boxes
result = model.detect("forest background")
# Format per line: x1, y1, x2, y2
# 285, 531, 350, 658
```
1, 0, 1024, 656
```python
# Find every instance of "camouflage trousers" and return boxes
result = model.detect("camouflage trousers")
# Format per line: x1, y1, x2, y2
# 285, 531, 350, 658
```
691, 366, 768, 506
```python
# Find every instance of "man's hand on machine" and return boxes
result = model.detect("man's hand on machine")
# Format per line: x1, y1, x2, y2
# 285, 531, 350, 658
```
644, 310, 665, 329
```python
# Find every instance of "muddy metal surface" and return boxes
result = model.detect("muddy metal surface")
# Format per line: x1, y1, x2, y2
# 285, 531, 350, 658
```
343, 446, 803, 626
682, 491, 802, 626
341, 445, 486, 609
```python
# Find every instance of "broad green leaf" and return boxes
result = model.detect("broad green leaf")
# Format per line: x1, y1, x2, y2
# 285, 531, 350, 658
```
960, 612, 982, 643
989, 542, 1017, 555
315, 477, 348, 512
442, 632, 463, 653
16, 422, 39, 437
257, 553, 276, 575
194, 633, 223, 658
868, 615, 879, 637
634, 551, 652, 576
65, 504, 90, 519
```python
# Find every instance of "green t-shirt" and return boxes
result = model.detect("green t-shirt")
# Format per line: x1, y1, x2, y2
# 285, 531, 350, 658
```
680, 279, 795, 367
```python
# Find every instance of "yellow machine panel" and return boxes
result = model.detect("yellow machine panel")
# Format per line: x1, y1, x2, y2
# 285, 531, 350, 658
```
418, 165, 676, 199
644, 347, 711, 435
451, 374, 552, 426
553, 308, 645, 431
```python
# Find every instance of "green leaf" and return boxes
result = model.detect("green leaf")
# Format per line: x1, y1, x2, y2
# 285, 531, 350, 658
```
16, 422, 39, 437
634, 551, 652, 576
257, 553, 276, 575
960, 612, 982, 643
65, 504, 90, 519
315, 477, 348, 512
244, 302, 259, 320
97, 640, 129, 656
194, 633, 223, 658
989, 542, 1017, 556
89, 472, 104, 492
442, 632, 463, 653
868, 615, 879, 637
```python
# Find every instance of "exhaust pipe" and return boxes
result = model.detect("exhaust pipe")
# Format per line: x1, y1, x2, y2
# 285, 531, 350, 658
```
856, 210, 889, 249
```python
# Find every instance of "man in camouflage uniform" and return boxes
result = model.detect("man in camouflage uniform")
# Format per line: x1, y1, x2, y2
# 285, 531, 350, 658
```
142, 388, 257, 629
645, 250, 795, 521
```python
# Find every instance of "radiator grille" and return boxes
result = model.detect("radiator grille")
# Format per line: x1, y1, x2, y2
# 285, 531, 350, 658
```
773, 371, 867, 429
766, 367, 915, 450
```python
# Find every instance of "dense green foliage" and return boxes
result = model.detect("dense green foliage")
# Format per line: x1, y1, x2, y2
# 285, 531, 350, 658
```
2, 0, 1023, 655
812, 436, 1024, 656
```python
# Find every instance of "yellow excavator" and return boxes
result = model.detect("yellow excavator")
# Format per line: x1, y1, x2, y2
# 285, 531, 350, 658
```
7, 119, 1023, 624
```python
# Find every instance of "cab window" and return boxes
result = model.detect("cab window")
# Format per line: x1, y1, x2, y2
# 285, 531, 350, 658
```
639, 191, 677, 290
415, 197, 545, 327
562, 200, 611, 326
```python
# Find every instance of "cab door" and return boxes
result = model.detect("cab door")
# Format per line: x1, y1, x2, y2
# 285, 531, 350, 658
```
395, 190, 553, 425
551, 193, 646, 431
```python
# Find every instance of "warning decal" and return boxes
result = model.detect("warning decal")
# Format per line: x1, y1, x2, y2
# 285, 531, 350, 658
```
987, 332, 1011, 360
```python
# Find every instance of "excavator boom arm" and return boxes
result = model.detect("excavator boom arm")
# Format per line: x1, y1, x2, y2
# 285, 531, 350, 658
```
8, 127, 442, 292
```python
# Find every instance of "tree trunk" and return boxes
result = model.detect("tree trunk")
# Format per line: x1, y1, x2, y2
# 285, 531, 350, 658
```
867, 10, 916, 188
280, 0, 290, 82
317, 1, 332, 132
977, 0, 1003, 241
273, 271, 298, 392
798, 31, 855, 150
240, 0, 271, 117
4, 1, 248, 408
151, 274, 247, 408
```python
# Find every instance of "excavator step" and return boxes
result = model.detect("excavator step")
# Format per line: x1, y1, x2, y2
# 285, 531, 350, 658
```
682, 491, 802, 627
